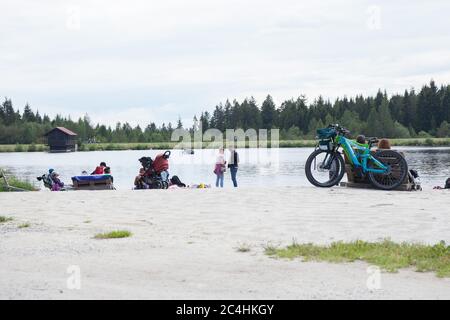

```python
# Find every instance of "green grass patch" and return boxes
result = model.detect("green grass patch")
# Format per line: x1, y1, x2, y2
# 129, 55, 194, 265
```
94, 230, 132, 239
0, 216, 14, 223
18, 223, 30, 228
4, 176, 37, 191
0, 144, 47, 152
266, 239, 450, 278
0, 169, 37, 192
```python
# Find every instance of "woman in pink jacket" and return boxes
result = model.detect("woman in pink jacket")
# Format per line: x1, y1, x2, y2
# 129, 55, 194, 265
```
214, 148, 226, 188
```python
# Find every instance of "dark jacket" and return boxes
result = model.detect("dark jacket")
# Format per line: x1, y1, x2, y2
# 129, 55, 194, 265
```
228, 151, 239, 168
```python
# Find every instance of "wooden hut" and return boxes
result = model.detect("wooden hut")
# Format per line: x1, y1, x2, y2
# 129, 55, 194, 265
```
44, 127, 77, 153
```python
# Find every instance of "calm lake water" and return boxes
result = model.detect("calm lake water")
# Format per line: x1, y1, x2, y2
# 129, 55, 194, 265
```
1, 147, 449, 190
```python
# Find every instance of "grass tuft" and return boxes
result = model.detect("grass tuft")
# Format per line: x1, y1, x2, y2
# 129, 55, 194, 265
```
18, 223, 30, 228
0, 168, 38, 191
94, 230, 132, 239
236, 243, 251, 253
0, 216, 14, 223
265, 239, 450, 278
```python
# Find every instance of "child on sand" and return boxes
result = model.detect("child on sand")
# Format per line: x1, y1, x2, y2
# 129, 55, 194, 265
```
134, 168, 147, 189
50, 171, 64, 191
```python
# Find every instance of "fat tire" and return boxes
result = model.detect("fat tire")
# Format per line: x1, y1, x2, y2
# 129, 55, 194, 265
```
368, 150, 408, 190
305, 149, 345, 188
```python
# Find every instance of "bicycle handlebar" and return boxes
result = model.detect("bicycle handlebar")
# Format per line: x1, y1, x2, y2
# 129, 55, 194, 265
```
328, 124, 350, 136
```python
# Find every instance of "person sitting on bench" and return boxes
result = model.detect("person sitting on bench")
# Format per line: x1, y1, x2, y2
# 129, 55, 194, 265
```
91, 162, 107, 175
50, 171, 64, 191
377, 138, 391, 150
104, 166, 113, 183
356, 135, 366, 144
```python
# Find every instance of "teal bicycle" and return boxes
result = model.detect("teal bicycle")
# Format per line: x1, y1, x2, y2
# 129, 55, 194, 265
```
305, 124, 408, 190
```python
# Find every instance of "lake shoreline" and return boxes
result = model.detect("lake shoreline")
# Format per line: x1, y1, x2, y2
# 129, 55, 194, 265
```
1, 146, 449, 190
1, 187, 450, 299
1, 137, 450, 153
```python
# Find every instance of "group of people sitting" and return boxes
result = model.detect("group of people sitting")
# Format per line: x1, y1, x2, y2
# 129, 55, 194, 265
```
354, 135, 421, 189
354, 135, 450, 190
46, 169, 65, 191
39, 146, 450, 191
41, 161, 113, 191
133, 167, 186, 189
356, 135, 391, 149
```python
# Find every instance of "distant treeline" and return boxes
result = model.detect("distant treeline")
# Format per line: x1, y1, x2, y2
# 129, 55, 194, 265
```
1, 80, 450, 144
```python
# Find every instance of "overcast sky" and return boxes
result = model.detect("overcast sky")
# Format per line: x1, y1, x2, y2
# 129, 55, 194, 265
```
1, 0, 450, 127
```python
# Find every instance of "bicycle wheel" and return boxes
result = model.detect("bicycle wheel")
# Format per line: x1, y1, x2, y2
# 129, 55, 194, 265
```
305, 149, 345, 187
152, 181, 163, 189
368, 150, 408, 190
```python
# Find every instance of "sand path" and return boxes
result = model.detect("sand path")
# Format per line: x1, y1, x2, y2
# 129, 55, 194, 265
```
1, 187, 449, 299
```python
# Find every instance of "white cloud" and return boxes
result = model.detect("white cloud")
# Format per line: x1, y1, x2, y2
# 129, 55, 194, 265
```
1, 0, 450, 127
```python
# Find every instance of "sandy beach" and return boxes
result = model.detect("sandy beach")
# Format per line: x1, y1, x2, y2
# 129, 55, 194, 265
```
1, 187, 450, 300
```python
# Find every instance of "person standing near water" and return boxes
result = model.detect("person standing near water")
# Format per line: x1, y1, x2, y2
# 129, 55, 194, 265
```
214, 147, 226, 188
228, 147, 239, 187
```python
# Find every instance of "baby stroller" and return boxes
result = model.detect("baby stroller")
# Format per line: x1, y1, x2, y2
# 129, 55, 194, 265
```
138, 151, 171, 189
37, 173, 53, 190
36, 171, 65, 191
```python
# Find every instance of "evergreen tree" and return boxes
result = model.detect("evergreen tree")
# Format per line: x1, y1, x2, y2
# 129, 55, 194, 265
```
261, 95, 277, 129
436, 121, 450, 137
2, 98, 17, 125
378, 99, 395, 137
199, 112, 210, 131
365, 108, 383, 137
176, 116, 183, 129
210, 105, 225, 131
441, 86, 450, 123
417, 81, 440, 132
1, 80, 449, 145
22, 103, 36, 122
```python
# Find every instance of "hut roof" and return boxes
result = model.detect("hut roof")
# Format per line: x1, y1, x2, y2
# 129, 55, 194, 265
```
44, 127, 77, 136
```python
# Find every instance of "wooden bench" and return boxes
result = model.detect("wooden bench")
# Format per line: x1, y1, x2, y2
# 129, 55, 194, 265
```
340, 150, 419, 191
71, 176, 114, 190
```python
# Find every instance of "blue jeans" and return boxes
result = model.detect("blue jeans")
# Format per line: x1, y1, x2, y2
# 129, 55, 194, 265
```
215, 173, 224, 187
230, 167, 238, 187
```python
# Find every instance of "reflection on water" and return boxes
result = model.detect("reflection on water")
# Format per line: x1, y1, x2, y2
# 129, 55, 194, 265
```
1, 147, 449, 190
397, 147, 450, 187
